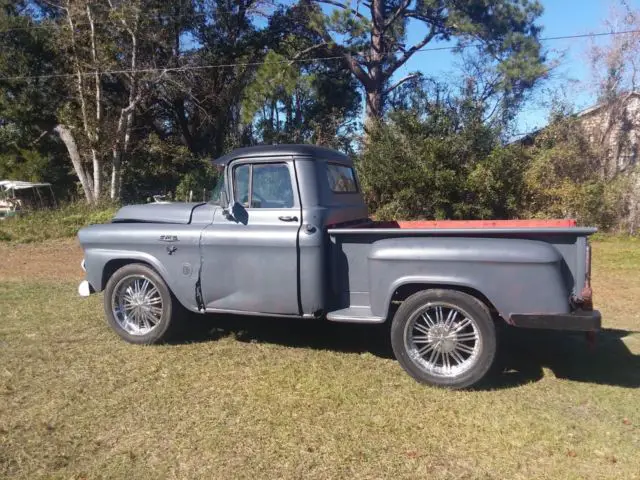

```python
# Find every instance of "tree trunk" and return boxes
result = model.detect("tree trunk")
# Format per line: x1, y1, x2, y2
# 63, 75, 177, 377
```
362, 0, 385, 133
107, 1, 140, 202
87, 3, 102, 201
110, 157, 121, 200
91, 150, 102, 199
54, 124, 96, 204
365, 87, 384, 128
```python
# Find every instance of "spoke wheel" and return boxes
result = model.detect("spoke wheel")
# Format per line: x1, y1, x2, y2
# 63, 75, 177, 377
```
104, 263, 179, 344
404, 302, 481, 378
391, 289, 497, 389
112, 275, 163, 336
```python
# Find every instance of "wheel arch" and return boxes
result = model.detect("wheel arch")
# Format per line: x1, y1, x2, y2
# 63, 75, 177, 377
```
84, 248, 199, 312
83, 249, 171, 292
102, 258, 159, 291
385, 281, 501, 323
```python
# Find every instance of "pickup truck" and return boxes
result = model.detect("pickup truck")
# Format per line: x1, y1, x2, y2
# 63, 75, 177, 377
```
78, 144, 601, 389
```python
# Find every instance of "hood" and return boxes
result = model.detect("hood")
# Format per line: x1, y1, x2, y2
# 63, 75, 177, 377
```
112, 202, 205, 224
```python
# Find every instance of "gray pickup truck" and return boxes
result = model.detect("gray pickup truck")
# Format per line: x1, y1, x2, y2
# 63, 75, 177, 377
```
78, 144, 600, 389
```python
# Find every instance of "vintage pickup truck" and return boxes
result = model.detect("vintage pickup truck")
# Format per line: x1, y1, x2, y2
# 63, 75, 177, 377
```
78, 144, 601, 389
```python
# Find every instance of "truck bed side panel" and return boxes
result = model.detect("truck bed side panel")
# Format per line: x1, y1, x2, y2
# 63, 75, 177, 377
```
367, 237, 567, 319
329, 229, 592, 320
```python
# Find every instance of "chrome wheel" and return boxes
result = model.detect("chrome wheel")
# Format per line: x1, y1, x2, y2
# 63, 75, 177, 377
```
111, 275, 164, 336
404, 302, 481, 378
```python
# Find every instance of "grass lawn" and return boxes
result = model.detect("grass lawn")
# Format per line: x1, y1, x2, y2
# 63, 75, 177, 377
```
1, 238, 639, 479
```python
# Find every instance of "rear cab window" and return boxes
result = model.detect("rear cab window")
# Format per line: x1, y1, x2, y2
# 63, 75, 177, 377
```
327, 163, 358, 193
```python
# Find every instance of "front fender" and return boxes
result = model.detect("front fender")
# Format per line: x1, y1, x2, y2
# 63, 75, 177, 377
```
83, 248, 172, 293
78, 223, 204, 312
367, 237, 570, 320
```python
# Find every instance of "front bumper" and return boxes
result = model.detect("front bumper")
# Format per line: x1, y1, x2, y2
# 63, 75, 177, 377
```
78, 280, 93, 297
510, 310, 601, 332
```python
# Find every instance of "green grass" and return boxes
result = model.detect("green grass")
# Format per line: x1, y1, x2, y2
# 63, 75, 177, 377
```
0, 202, 118, 243
1, 240, 639, 479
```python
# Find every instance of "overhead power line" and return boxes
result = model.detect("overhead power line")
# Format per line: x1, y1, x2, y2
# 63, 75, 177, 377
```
2, 28, 640, 82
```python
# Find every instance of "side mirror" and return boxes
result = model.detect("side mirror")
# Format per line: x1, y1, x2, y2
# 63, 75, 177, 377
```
220, 189, 234, 220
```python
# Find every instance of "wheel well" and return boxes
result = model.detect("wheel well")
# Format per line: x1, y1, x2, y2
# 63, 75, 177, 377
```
390, 283, 500, 319
101, 259, 155, 289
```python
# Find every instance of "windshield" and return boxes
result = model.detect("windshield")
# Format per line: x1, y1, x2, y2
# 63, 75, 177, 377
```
209, 168, 226, 206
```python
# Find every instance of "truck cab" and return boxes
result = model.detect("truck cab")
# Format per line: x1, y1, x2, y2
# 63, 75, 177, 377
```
199, 145, 365, 317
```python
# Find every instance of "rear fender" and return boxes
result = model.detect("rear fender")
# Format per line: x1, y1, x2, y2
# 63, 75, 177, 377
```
368, 237, 570, 321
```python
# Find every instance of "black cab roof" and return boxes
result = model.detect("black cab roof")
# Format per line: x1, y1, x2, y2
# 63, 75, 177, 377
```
212, 144, 352, 167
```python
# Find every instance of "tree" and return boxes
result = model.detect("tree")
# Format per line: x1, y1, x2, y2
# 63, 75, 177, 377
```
1, 0, 197, 204
50, 0, 191, 203
241, 4, 361, 150
0, 1, 77, 197
588, 1, 640, 100
305, 0, 546, 127
145, 0, 268, 158
582, 0, 640, 230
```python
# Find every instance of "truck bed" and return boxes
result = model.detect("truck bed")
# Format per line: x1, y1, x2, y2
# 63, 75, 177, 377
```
327, 220, 596, 323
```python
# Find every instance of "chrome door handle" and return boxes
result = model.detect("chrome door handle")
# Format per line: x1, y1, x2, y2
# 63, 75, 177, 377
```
278, 215, 298, 222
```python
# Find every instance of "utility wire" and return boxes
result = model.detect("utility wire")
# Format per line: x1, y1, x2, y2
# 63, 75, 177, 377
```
2, 28, 640, 82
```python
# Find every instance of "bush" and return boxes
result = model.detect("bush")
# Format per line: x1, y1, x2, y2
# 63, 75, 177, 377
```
522, 116, 631, 230
358, 109, 525, 221
358, 106, 635, 232
121, 134, 217, 203
0, 201, 119, 243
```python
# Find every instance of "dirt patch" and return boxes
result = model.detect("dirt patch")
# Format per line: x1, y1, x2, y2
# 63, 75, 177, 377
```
0, 239, 84, 282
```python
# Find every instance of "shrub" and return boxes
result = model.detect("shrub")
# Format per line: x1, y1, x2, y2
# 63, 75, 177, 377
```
358, 109, 525, 221
0, 201, 119, 243
522, 116, 632, 231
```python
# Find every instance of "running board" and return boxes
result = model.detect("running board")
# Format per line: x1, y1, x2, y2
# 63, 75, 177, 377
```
326, 306, 385, 324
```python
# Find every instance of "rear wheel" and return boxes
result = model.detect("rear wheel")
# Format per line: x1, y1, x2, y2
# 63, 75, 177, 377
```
103, 263, 179, 344
391, 289, 497, 389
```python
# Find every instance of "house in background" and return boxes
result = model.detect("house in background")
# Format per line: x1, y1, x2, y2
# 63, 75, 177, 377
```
517, 92, 640, 231
577, 92, 640, 231
576, 91, 640, 179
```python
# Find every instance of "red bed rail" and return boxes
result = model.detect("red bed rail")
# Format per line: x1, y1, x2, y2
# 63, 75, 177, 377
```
372, 219, 577, 229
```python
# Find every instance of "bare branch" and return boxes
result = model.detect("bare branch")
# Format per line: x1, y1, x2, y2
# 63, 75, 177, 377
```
316, 0, 367, 20
383, 0, 411, 30
289, 42, 328, 65
384, 73, 419, 95
385, 27, 438, 76
344, 52, 371, 88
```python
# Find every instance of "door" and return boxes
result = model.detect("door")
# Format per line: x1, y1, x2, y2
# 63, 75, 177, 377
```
200, 159, 301, 315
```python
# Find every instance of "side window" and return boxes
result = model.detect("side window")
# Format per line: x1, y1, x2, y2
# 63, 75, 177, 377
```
233, 164, 250, 206
327, 163, 358, 193
233, 162, 294, 209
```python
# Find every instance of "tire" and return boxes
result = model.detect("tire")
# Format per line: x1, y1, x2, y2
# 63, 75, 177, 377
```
103, 263, 180, 344
390, 289, 497, 389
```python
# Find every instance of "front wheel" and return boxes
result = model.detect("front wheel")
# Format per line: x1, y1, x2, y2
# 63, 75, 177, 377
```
391, 289, 497, 389
103, 263, 180, 344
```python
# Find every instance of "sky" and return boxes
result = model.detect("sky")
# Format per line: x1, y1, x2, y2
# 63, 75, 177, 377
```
395, 0, 640, 135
